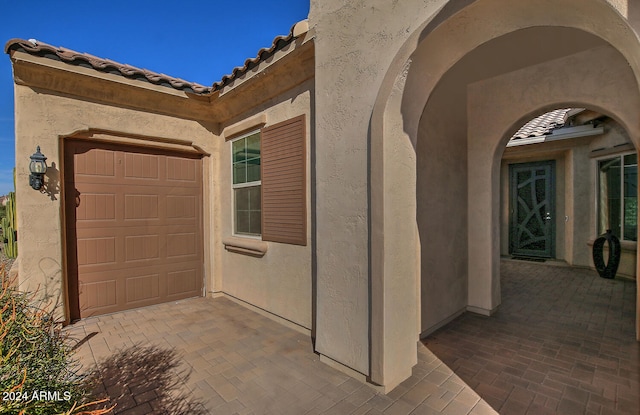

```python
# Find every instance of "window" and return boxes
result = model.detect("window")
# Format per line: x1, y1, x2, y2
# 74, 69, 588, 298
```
597, 153, 637, 241
228, 115, 307, 245
232, 131, 261, 236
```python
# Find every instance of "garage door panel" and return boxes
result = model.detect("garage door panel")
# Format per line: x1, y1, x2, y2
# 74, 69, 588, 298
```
167, 195, 197, 219
125, 234, 161, 262
166, 156, 199, 182
80, 279, 118, 313
66, 140, 203, 318
77, 237, 117, 266
76, 256, 202, 276
166, 232, 198, 257
167, 269, 200, 297
124, 194, 159, 220
74, 186, 200, 224
77, 230, 201, 271
75, 226, 200, 240
124, 152, 160, 180
125, 273, 161, 304
78, 263, 201, 315
74, 148, 117, 178
76, 193, 117, 221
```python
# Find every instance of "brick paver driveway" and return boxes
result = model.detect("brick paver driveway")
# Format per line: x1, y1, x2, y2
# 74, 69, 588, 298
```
66, 298, 495, 415
66, 260, 638, 415
424, 260, 639, 415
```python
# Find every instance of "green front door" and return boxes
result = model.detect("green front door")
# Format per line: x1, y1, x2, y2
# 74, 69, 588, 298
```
509, 161, 555, 258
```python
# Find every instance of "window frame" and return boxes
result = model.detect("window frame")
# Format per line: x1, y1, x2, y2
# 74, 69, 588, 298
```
230, 130, 262, 239
595, 151, 638, 242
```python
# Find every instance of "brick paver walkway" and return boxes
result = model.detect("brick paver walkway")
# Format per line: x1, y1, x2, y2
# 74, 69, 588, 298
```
424, 260, 639, 415
66, 260, 639, 414
66, 297, 495, 415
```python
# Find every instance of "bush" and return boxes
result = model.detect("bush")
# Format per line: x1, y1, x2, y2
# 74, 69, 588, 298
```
0, 265, 113, 415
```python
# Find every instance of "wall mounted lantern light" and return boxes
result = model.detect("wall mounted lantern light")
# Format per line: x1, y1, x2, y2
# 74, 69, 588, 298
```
29, 146, 48, 191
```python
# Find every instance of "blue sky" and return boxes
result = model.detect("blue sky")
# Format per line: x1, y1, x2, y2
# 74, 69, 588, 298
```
0, 0, 309, 196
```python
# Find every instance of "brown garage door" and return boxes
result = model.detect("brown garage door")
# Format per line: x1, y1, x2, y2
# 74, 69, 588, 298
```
65, 140, 203, 319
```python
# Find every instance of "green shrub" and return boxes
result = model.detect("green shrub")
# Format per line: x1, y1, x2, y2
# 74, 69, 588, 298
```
0, 265, 113, 415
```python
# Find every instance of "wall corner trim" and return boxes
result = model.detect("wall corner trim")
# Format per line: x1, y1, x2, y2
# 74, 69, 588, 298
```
223, 114, 268, 141
222, 237, 268, 257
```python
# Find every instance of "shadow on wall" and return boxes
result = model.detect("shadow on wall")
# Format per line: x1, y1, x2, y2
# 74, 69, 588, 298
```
85, 344, 207, 415
43, 161, 60, 201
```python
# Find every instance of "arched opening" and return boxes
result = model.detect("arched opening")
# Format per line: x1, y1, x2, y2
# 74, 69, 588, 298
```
422, 104, 640, 412
415, 25, 640, 333
369, 0, 640, 394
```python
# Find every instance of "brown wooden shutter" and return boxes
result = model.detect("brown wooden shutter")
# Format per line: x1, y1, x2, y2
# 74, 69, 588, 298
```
261, 115, 307, 245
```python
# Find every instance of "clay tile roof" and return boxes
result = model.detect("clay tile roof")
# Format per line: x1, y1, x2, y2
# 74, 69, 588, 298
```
4, 38, 212, 94
511, 108, 573, 140
212, 20, 309, 90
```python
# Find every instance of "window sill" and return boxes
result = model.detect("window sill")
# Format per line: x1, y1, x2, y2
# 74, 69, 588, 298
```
587, 239, 637, 252
222, 237, 268, 257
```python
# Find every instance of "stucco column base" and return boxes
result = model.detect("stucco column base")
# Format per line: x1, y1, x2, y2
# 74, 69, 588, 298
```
467, 305, 499, 316
319, 354, 411, 394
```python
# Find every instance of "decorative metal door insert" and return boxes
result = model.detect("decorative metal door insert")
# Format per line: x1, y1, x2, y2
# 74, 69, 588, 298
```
509, 161, 555, 258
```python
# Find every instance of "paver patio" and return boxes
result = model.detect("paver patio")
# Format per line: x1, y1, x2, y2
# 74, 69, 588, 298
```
66, 297, 495, 415
424, 260, 639, 415
65, 260, 639, 415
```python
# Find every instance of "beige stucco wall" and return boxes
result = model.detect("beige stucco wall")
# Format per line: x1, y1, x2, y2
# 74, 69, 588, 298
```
10, 30, 314, 328
416, 79, 468, 335
11, 56, 314, 332
10, 0, 640, 393
216, 80, 314, 330
311, 0, 449, 382
12, 83, 217, 320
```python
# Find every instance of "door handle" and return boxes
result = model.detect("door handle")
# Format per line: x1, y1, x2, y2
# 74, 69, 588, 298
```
545, 212, 552, 221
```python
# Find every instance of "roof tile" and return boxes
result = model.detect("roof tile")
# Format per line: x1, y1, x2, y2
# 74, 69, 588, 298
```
4, 38, 212, 94
212, 20, 308, 90
4, 19, 309, 95
511, 108, 573, 140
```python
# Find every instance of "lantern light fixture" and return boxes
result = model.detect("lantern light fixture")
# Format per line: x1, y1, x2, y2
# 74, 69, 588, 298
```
29, 146, 48, 191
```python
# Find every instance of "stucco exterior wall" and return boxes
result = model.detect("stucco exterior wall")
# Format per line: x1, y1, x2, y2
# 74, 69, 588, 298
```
216, 80, 314, 330
310, 0, 448, 380
9, 29, 314, 328
13, 83, 217, 319
9, 0, 640, 393
417, 80, 468, 335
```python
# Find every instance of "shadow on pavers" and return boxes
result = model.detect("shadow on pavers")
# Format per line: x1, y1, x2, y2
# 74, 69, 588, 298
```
85, 344, 207, 415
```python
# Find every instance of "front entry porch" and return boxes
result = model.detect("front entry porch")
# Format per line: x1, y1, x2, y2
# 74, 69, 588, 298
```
65, 296, 495, 414
424, 260, 639, 414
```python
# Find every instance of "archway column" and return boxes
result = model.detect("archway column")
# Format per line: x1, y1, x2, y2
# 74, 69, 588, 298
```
467, 136, 501, 315
370, 76, 420, 391
368, 1, 640, 393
